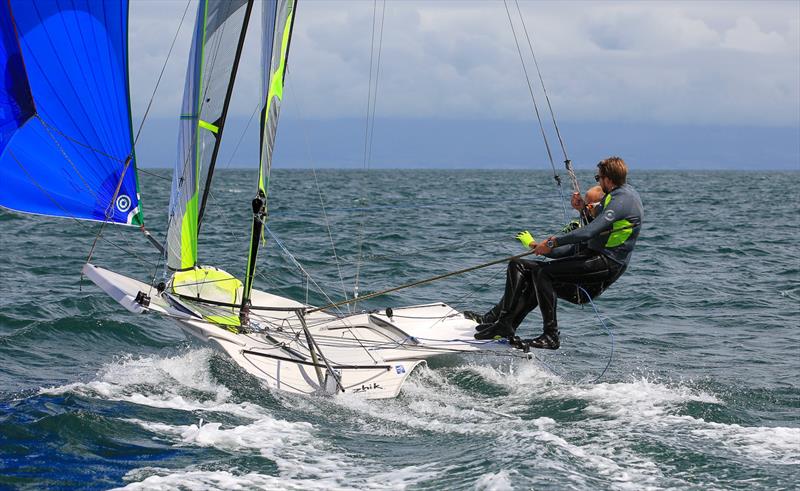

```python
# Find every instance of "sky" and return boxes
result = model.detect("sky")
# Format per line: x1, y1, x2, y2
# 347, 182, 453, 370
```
128, 0, 800, 169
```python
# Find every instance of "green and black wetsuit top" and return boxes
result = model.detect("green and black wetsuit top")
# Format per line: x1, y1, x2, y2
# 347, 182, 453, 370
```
554, 184, 644, 266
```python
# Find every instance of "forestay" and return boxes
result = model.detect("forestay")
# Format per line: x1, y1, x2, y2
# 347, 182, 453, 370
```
0, 0, 142, 226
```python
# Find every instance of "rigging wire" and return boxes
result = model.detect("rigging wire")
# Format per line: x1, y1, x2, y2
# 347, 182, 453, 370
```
365, 0, 387, 170
512, 0, 568, 166
502, 0, 568, 224
512, 0, 582, 206
284, 79, 351, 311
222, 102, 261, 170
311, 167, 351, 312
264, 226, 344, 313
353, 0, 387, 309
265, 226, 379, 363
133, 0, 192, 146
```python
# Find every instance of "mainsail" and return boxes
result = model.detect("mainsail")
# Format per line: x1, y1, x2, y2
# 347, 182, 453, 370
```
242, 0, 297, 312
0, 0, 142, 226
166, 0, 253, 271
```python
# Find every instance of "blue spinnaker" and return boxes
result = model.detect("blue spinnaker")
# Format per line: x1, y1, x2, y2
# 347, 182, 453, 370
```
0, 0, 34, 158
0, 0, 142, 226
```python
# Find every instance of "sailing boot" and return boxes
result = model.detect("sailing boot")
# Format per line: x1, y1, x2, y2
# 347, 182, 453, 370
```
465, 303, 502, 328
473, 319, 516, 340
526, 330, 560, 350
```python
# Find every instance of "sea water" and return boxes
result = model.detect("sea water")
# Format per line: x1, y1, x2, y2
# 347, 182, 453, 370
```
1, 169, 798, 489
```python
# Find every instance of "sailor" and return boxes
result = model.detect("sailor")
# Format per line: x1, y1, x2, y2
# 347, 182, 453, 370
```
464, 185, 603, 336
557, 184, 605, 234
468, 157, 644, 349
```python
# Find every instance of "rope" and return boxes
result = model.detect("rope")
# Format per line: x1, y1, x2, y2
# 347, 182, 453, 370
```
577, 286, 614, 382
35, 114, 96, 197
137, 168, 171, 181
264, 226, 341, 313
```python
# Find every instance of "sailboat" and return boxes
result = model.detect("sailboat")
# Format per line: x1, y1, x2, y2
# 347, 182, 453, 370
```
0, 0, 531, 399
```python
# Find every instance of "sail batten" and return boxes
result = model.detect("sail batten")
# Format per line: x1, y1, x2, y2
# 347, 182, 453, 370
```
166, 0, 252, 271
0, 0, 142, 226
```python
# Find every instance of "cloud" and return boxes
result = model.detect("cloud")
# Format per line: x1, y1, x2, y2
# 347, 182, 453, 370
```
127, 0, 800, 127
722, 16, 786, 53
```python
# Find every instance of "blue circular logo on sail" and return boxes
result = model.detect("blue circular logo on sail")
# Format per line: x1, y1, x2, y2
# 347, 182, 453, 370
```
116, 194, 131, 213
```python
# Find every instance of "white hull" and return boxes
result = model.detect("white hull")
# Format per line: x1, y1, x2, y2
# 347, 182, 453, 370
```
83, 263, 527, 399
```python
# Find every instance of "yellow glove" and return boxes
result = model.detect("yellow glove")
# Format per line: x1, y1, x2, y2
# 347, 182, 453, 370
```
516, 230, 535, 249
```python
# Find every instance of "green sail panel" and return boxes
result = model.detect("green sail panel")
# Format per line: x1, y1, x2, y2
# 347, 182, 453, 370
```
166, 0, 250, 271
242, 0, 297, 301
258, 0, 295, 199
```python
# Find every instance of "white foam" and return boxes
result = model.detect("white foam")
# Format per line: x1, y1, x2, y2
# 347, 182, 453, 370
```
127, 414, 441, 488
322, 365, 733, 489
116, 469, 332, 491
118, 466, 445, 491
561, 379, 721, 420
39, 349, 265, 417
474, 469, 515, 491
690, 421, 800, 464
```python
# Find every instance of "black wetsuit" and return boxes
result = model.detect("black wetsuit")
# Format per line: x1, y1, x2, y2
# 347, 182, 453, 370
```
484, 184, 643, 336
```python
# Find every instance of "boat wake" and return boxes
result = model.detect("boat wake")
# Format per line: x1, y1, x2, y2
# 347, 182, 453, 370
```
30, 348, 798, 490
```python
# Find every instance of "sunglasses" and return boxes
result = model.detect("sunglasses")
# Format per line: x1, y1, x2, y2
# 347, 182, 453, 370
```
594, 174, 603, 182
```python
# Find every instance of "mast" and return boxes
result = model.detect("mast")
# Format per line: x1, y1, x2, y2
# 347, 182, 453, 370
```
240, 0, 297, 325
197, 0, 254, 229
